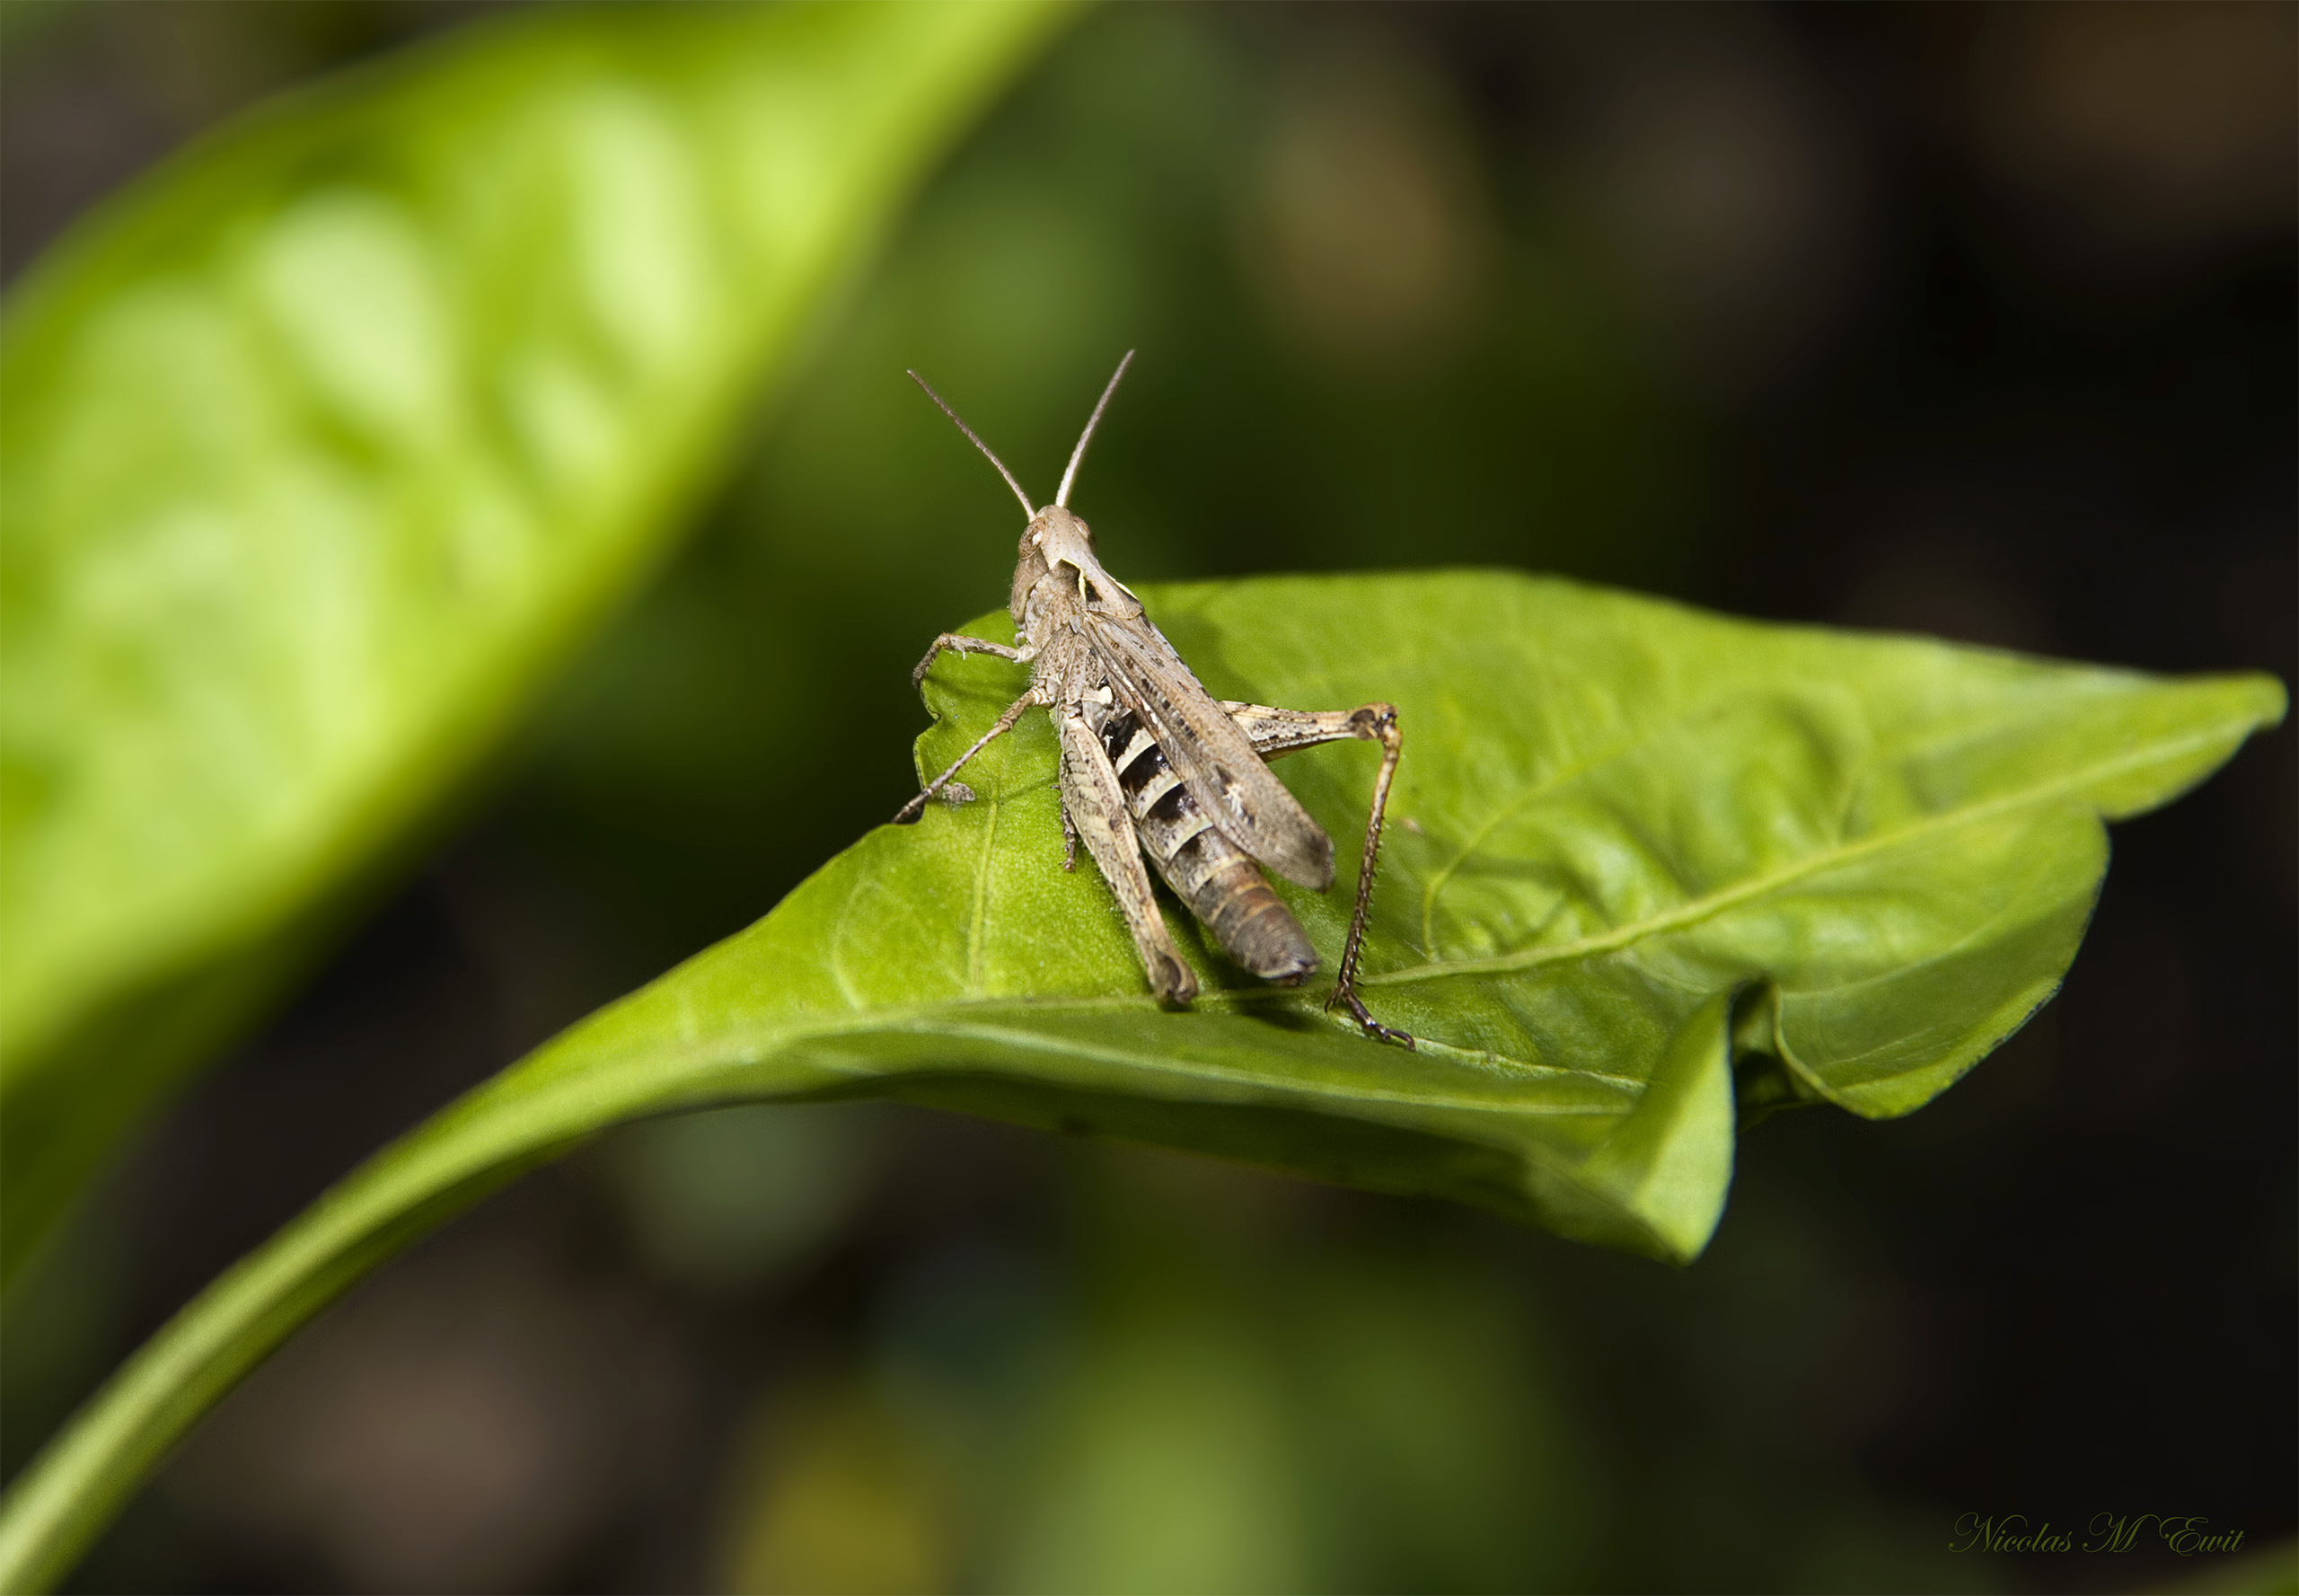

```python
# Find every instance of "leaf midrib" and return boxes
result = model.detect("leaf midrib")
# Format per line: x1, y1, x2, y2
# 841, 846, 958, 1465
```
542, 987, 1643, 1117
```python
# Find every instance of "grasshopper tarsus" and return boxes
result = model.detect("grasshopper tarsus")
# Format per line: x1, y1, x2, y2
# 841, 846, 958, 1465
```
1328, 983, 1415, 1050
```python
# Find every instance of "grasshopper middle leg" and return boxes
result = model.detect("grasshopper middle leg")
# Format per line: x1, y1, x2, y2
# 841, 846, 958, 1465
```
1220, 701, 1410, 1048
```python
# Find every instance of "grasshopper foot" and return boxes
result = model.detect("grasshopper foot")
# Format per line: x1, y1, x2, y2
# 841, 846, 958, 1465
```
892, 782, 976, 826
1327, 984, 1414, 1049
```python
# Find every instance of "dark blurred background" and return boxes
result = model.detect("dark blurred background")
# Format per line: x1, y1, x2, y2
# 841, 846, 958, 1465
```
2, 3, 2292, 1592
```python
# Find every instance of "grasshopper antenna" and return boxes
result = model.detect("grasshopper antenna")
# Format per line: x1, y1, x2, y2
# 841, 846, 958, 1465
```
909, 370, 1036, 517
1056, 349, 1134, 508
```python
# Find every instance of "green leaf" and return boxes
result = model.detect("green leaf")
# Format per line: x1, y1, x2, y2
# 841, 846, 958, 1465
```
0, 570, 2279, 1589
0, 0, 1076, 1288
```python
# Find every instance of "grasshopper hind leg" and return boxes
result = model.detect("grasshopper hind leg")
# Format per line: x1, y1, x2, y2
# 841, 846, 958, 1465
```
1222, 699, 1413, 1049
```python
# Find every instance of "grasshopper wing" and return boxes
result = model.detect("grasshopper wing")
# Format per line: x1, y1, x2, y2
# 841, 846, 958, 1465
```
1087, 608, 1336, 892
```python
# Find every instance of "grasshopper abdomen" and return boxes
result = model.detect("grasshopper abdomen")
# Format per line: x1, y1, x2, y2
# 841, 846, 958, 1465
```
1097, 706, 1318, 983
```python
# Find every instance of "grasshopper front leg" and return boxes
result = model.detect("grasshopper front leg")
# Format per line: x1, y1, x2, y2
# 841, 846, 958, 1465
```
1221, 701, 1410, 1048
912, 631, 1035, 689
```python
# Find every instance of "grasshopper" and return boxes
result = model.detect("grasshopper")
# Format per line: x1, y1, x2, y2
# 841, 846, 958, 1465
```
893, 353, 1411, 1047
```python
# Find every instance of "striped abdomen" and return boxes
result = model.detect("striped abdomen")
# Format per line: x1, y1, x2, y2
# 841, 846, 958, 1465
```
1098, 710, 1317, 983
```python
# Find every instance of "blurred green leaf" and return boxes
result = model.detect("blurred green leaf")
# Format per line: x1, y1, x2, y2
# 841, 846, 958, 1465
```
0, 570, 2280, 1589
0, 0, 1076, 1289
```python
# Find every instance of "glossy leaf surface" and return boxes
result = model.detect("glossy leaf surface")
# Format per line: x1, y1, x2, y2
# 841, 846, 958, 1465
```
0, 0, 1073, 1285
0, 569, 2279, 1590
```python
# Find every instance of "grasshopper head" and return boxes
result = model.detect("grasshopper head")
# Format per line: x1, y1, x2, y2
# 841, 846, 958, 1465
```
1029, 505, 1141, 616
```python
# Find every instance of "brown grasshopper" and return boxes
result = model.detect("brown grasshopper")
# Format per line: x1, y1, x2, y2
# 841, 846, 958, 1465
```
894, 353, 1410, 1048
